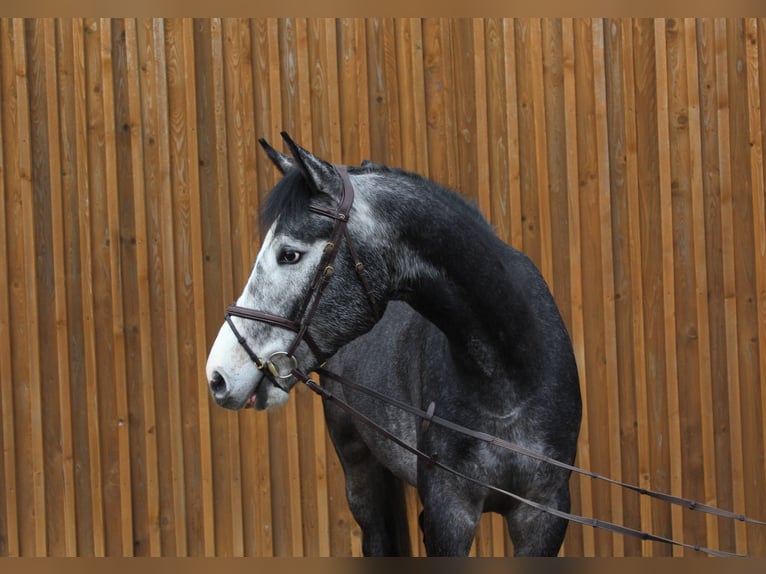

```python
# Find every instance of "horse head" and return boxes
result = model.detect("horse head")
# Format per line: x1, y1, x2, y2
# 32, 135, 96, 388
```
205, 133, 387, 410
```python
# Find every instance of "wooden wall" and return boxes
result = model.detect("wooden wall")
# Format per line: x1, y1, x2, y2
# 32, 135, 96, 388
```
0, 17, 765, 557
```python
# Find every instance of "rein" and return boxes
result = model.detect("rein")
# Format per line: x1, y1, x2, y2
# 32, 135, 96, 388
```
304, 367, 765, 558
226, 165, 763, 557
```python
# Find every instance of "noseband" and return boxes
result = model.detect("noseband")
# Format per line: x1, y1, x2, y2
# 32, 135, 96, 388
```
224, 164, 380, 388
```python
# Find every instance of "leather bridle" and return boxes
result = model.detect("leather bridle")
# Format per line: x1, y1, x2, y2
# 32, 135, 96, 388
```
224, 164, 380, 388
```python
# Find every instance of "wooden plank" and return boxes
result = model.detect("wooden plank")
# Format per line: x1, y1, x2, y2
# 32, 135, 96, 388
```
392, 17, 415, 169
13, 18, 47, 556
683, 16, 720, 551
72, 19, 106, 556
665, 18, 707, 552
99, 19, 134, 556
373, 18, 401, 165
152, 18, 188, 556
72, 17, 105, 556
197, 17, 232, 557
619, 17, 654, 557
503, 20, 523, 251
423, 19, 458, 188
713, 17, 747, 556
24, 18, 60, 556
514, 18, 536, 261
324, 18, 343, 161
542, 18, 572, 325
529, 18, 554, 286
0, 18, 20, 558
134, 17, 174, 555
573, 17, 614, 556
408, 18, 428, 176
472, 19, 491, 227
483, 18, 509, 243
592, 18, 624, 557
561, 17, 594, 557
218, 18, 248, 558
633, 18, 673, 555
601, 18, 638, 556
161, 18, 210, 556
123, 17, 162, 557
1, 18, 30, 556
727, 18, 763, 554
180, 18, 216, 557
42, 18, 77, 557
746, 18, 766, 538
654, 19, 685, 556
338, 18, 357, 162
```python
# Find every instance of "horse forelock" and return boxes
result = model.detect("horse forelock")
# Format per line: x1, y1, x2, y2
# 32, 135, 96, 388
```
261, 169, 314, 231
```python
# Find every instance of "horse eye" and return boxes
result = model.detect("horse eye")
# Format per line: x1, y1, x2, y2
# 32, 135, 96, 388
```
278, 250, 302, 265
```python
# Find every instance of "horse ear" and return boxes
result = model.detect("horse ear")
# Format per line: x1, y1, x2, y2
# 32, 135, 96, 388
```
280, 131, 340, 200
258, 138, 295, 174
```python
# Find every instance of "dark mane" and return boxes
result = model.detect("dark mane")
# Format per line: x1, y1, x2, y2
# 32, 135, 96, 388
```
261, 162, 491, 237
261, 168, 314, 229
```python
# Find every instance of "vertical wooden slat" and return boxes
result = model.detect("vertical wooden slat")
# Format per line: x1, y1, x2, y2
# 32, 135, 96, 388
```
123, 17, 162, 557
529, 18, 553, 286
0, 18, 20, 559
338, 18, 363, 165
13, 17, 47, 556
395, 18, 428, 175
502, 19, 523, 251
561, 17, 594, 558
179, 18, 216, 557
472, 19, 491, 225
42, 18, 77, 556
72, 17, 105, 557
654, 18, 685, 556
714, 17, 748, 556
619, 17, 654, 557
683, 17, 720, 550
592, 18, 624, 557
218, 17, 247, 559
745, 18, 766, 540
324, 18, 343, 160
423, 18, 458, 188
204, 18, 239, 559
152, 18, 188, 556
99, 19, 134, 556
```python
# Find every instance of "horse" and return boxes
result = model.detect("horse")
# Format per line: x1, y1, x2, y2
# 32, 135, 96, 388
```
205, 133, 582, 556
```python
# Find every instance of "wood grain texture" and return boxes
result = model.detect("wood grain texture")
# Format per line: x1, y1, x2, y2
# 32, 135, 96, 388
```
1, 17, 764, 558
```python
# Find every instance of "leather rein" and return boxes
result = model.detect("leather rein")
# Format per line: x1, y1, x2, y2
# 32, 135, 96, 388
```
223, 165, 761, 557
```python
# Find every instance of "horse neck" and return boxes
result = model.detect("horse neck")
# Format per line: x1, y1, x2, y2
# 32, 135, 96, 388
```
371, 179, 557, 381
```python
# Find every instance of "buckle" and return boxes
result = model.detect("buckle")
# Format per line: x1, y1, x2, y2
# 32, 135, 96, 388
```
265, 351, 298, 380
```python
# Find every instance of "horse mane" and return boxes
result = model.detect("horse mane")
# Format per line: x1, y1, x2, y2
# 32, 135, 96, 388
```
262, 162, 492, 239
261, 168, 314, 229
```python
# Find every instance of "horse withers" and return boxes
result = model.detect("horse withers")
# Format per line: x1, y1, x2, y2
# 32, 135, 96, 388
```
205, 133, 582, 556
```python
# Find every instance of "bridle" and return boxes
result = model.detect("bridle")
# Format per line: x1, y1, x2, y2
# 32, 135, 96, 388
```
224, 164, 380, 388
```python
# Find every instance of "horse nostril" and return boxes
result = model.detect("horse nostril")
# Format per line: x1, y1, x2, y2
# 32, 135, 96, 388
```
209, 371, 228, 399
